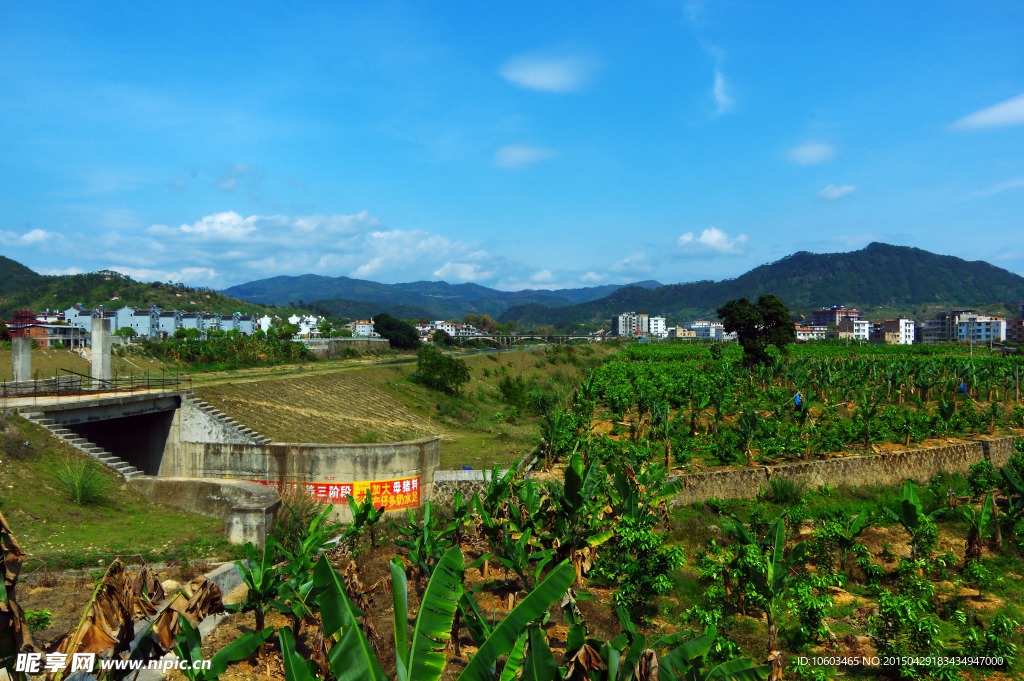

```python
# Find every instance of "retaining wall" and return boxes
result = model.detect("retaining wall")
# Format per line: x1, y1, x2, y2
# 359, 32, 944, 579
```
668, 435, 1023, 506
432, 469, 503, 505
128, 476, 281, 545
301, 338, 391, 358
162, 437, 441, 523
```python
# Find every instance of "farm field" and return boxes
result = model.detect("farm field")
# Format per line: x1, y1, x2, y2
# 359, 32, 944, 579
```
578, 342, 1024, 471
0, 346, 175, 382
194, 343, 619, 469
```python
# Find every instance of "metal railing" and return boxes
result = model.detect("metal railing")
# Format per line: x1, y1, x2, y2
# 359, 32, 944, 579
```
0, 368, 191, 399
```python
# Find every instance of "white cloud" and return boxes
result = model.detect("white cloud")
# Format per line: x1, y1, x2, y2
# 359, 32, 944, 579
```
108, 266, 220, 284
580, 271, 602, 283
950, 94, 1024, 130
530, 270, 554, 283
713, 70, 734, 114
787, 142, 836, 165
432, 261, 495, 282
19, 229, 52, 244
609, 252, 653, 273
499, 52, 595, 92
818, 184, 857, 200
677, 227, 748, 256
494, 144, 558, 169
967, 177, 1024, 199
37, 266, 85, 276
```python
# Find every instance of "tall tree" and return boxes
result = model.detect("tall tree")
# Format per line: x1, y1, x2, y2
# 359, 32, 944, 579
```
373, 313, 420, 349
716, 294, 796, 366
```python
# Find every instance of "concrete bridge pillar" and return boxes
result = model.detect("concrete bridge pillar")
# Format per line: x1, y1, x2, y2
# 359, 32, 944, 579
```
92, 319, 111, 385
11, 337, 31, 382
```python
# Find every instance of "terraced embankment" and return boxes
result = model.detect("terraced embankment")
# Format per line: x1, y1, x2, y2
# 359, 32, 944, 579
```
195, 364, 439, 444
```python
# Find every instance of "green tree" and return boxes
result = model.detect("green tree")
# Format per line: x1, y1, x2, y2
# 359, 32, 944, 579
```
373, 313, 420, 349
114, 327, 137, 338
716, 294, 796, 366
415, 345, 470, 394
431, 329, 453, 346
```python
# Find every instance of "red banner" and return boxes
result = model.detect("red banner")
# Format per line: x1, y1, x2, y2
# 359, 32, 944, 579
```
251, 476, 420, 511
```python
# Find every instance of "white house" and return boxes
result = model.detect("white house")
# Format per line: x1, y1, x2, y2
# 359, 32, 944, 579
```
648, 316, 667, 338
350, 319, 379, 337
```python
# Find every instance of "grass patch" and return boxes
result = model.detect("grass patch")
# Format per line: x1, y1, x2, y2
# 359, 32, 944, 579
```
763, 477, 807, 505
1, 418, 233, 570
51, 456, 109, 505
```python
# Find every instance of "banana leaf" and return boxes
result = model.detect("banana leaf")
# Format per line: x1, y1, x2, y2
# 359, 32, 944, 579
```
521, 625, 559, 681
311, 556, 387, 681
406, 546, 464, 681
459, 560, 575, 680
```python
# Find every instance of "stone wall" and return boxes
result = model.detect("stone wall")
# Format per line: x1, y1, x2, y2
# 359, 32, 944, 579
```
669, 435, 1023, 506
431, 470, 499, 505
128, 476, 281, 545
163, 437, 441, 523
301, 338, 391, 358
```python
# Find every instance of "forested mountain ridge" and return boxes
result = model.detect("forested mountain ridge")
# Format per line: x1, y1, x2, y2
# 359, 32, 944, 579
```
498, 243, 1024, 330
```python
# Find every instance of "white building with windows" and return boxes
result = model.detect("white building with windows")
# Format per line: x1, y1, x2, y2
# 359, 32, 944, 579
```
957, 316, 1006, 343
350, 319, 379, 337
683, 320, 725, 340
648, 316, 667, 338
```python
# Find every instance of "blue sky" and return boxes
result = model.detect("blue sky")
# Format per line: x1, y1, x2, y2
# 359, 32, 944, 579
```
1, 1, 1022, 291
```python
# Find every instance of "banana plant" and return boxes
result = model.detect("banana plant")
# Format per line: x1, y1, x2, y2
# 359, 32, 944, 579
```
172, 614, 272, 681
748, 516, 806, 656
735, 409, 761, 465
226, 537, 283, 631
272, 503, 341, 635
853, 387, 884, 451
346, 489, 386, 549
651, 400, 687, 469
885, 480, 942, 560
394, 501, 456, 585
279, 547, 577, 681
834, 511, 871, 572
964, 492, 994, 563
546, 446, 613, 586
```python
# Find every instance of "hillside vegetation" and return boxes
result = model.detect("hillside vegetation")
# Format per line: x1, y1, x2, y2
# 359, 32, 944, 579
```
499, 243, 1024, 330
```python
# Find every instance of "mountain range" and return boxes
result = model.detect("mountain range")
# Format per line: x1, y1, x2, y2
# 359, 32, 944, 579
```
1, 243, 1022, 331
222, 275, 664, 321
496, 243, 1024, 329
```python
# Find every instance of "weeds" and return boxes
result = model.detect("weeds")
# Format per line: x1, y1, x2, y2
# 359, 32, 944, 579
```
765, 476, 807, 505
51, 456, 109, 505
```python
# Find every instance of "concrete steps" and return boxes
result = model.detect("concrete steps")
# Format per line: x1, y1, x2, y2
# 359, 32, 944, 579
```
185, 398, 272, 445
20, 412, 141, 480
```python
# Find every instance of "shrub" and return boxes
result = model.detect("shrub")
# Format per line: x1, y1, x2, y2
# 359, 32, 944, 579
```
967, 460, 1000, 497
765, 476, 806, 505
271, 486, 333, 557
25, 609, 53, 633
593, 516, 686, 622
527, 390, 557, 416
497, 374, 531, 410
415, 345, 470, 394
52, 457, 109, 505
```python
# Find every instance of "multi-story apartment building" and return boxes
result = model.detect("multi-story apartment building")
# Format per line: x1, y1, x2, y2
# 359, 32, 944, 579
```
957, 317, 1006, 343
683, 321, 724, 340
876, 318, 915, 345
1006, 319, 1024, 344
836, 317, 870, 341
612, 312, 648, 336
794, 323, 828, 341
648, 316, 667, 338
667, 327, 696, 340
812, 306, 861, 327
920, 309, 975, 344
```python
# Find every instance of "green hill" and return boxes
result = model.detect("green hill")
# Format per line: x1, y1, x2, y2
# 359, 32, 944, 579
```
499, 243, 1024, 330
0, 262, 307, 320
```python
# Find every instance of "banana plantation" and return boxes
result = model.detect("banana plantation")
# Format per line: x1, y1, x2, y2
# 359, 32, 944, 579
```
579, 343, 1024, 467
5, 341, 1024, 680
